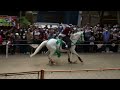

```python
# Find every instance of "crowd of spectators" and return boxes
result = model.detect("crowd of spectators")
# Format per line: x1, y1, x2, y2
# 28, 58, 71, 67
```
0, 23, 120, 55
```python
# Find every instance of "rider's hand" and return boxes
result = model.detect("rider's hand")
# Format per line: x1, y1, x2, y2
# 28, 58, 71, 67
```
65, 45, 68, 48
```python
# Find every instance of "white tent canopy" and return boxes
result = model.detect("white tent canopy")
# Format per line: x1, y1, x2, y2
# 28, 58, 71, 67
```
34, 22, 59, 28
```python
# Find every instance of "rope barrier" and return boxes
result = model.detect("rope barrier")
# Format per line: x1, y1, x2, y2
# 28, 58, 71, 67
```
0, 71, 40, 76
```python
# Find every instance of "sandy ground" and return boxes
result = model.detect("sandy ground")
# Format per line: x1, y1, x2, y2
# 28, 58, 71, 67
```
0, 53, 120, 79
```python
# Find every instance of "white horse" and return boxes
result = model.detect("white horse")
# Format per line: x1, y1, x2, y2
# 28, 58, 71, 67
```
30, 31, 84, 65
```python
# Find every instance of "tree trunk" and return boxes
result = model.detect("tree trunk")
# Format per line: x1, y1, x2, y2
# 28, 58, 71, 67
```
99, 11, 104, 24
88, 11, 91, 24
117, 11, 120, 24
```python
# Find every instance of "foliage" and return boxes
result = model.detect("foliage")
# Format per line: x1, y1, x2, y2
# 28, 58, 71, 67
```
20, 16, 31, 28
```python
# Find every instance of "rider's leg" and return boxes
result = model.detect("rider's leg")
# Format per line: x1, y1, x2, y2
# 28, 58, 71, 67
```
64, 36, 71, 49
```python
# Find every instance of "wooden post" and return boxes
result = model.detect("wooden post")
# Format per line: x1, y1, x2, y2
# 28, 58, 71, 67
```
6, 42, 9, 59
40, 70, 44, 79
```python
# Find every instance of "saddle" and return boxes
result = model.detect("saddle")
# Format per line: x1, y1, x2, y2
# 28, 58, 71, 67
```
54, 38, 70, 58
56, 38, 71, 50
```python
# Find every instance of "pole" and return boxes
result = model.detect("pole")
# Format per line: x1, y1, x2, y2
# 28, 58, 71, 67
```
77, 11, 82, 27
6, 43, 8, 59
40, 70, 44, 79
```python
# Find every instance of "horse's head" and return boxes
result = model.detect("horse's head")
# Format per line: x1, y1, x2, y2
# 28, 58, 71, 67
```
70, 31, 84, 44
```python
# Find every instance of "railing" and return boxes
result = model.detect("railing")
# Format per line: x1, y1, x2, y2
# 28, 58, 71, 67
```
0, 70, 44, 79
0, 68, 120, 79
0, 40, 120, 59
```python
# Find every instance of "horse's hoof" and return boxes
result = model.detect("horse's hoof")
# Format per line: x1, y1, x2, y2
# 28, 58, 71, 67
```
49, 60, 56, 65
80, 59, 83, 63
68, 61, 72, 63
81, 61, 84, 65
48, 62, 53, 66
52, 62, 56, 65
49, 62, 56, 66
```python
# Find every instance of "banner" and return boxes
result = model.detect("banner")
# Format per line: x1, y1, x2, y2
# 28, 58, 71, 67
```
0, 16, 17, 27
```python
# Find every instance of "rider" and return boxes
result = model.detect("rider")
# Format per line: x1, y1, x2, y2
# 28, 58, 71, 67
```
58, 24, 72, 49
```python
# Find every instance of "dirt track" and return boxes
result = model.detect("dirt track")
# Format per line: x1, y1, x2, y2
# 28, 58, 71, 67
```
0, 53, 120, 79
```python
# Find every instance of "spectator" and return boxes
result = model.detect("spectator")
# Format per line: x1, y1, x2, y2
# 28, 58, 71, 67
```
8, 33, 15, 54
0, 34, 3, 54
19, 31, 27, 54
83, 24, 92, 52
102, 28, 110, 52
14, 33, 21, 54
0, 23, 120, 54
0, 34, 3, 44
89, 33, 95, 52
110, 32, 119, 52
26, 30, 33, 54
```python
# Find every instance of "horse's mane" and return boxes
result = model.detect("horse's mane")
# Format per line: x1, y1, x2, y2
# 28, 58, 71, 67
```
70, 31, 84, 41
73, 31, 84, 36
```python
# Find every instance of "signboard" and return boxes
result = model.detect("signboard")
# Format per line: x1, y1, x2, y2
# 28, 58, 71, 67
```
0, 16, 17, 27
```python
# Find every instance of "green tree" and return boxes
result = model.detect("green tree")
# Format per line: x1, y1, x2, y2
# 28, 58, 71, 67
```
25, 11, 34, 24
20, 16, 31, 28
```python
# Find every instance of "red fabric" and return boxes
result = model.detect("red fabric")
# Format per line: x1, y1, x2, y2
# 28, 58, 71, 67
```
62, 27, 72, 36
43, 34, 48, 40
0, 36, 3, 44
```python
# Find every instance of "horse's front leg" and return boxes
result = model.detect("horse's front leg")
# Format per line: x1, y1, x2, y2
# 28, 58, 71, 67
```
67, 52, 71, 63
67, 51, 73, 63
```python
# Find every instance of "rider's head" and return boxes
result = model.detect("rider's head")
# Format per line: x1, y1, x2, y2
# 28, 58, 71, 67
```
59, 25, 63, 29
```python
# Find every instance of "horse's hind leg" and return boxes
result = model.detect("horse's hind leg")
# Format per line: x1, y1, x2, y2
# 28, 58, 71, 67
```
71, 49, 83, 63
46, 50, 50, 55
48, 50, 56, 65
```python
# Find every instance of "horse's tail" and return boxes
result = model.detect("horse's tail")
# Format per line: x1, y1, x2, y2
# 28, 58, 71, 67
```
30, 40, 48, 57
